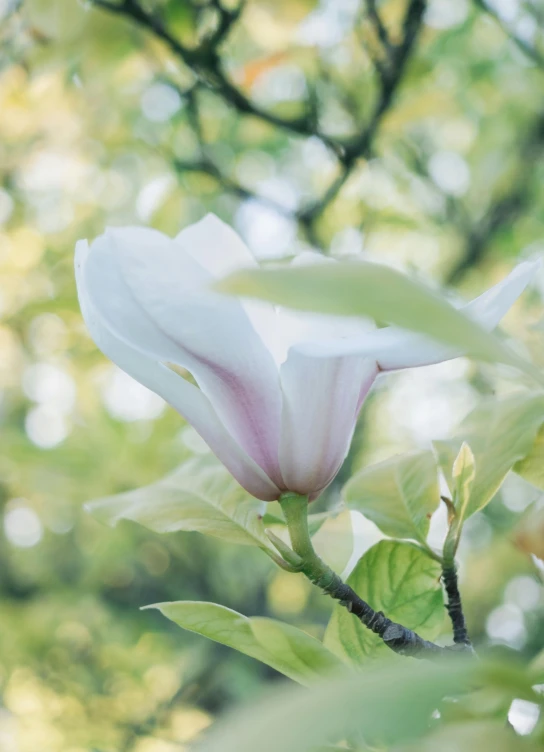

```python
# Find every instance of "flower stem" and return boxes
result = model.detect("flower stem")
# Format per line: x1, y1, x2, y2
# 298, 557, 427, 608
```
278, 492, 466, 660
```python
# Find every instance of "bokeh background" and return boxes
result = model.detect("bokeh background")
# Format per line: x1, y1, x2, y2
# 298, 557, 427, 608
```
1, 0, 544, 750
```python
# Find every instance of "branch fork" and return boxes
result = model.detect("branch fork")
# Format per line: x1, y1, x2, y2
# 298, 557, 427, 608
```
266, 492, 473, 661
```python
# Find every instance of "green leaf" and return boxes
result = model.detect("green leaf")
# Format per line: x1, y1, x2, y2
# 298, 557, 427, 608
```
86, 454, 270, 548
311, 508, 354, 573
217, 262, 538, 377
434, 392, 544, 519
147, 601, 342, 685
514, 423, 544, 489
197, 657, 476, 752
344, 450, 439, 545
324, 541, 444, 665
451, 442, 476, 522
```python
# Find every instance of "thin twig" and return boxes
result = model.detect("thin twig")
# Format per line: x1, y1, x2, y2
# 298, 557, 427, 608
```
366, 0, 393, 54
90, 0, 341, 154
298, 0, 428, 226
89, 0, 428, 245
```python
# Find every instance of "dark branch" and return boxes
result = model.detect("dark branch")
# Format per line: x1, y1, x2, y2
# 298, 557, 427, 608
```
366, 0, 393, 55
310, 566, 464, 659
89, 0, 341, 155
299, 0, 428, 226
90, 0, 428, 244
279, 493, 470, 661
442, 564, 472, 647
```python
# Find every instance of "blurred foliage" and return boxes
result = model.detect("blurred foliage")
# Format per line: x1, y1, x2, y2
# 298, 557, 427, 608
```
1, 0, 544, 750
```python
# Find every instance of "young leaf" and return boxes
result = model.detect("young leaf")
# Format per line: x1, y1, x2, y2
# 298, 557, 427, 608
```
217, 261, 537, 376
147, 601, 342, 685
343, 450, 439, 545
451, 442, 476, 522
197, 657, 476, 752
85, 454, 270, 548
324, 541, 444, 665
434, 392, 544, 519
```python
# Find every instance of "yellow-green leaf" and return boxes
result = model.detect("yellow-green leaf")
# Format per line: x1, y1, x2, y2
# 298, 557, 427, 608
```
218, 261, 537, 376
343, 450, 439, 545
85, 454, 270, 547
147, 601, 342, 685
451, 442, 476, 522
434, 392, 544, 519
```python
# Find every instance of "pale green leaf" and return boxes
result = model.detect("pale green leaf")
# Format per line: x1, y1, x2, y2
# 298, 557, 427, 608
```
343, 450, 439, 545
147, 601, 342, 685
434, 392, 544, 519
217, 262, 538, 377
311, 508, 353, 573
197, 657, 476, 752
86, 454, 270, 547
451, 442, 476, 522
514, 423, 544, 489
324, 541, 444, 665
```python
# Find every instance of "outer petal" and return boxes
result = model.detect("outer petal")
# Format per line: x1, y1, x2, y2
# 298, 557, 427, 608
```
175, 213, 258, 278
177, 214, 287, 367
295, 259, 540, 370
279, 350, 378, 496
76, 240, 281, 501
82, 227, 284, 486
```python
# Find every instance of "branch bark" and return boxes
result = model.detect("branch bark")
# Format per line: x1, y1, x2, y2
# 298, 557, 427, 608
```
278, 493, 471, 661
442, 564, 471, 647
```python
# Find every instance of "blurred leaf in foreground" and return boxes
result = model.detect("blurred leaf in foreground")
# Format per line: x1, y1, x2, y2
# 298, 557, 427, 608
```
196, 657, 476, 752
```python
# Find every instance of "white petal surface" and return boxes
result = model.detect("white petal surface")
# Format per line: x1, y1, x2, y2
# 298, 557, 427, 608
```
295, 260, 539, 371
83, 227, 284, 486
175, 213, 257, 278
76, 240, 281, 501
177, 215, 287, 368
279, 350, 377, 496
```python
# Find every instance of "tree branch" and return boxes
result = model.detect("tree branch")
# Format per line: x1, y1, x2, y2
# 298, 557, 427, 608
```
90, 0, 428, 246
89, 0, 342, 155
442, 564, 472, 647
299, 0, 428, 226
277, 493, 471, 661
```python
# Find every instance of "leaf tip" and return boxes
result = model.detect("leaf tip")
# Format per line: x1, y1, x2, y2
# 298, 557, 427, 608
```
452, 441, 476, 480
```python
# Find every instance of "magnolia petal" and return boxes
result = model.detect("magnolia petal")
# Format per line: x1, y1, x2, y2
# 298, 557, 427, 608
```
296, 259, 540, 370
75, 240, 281, 501
279, 350, 378, 496
84, 227, 284, 486
175, 213, 257, 278
176, 215, 289, 368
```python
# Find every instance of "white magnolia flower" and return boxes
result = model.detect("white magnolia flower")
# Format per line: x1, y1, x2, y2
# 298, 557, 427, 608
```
75, 214, 537, 501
